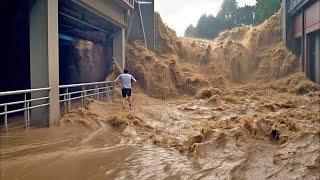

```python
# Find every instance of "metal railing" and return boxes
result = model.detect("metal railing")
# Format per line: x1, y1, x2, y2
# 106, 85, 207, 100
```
59, 81, 115, 113
0, 81, 116, 132
0, 87, 51, 132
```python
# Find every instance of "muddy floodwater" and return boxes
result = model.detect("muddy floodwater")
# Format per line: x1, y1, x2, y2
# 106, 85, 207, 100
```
1, 122, 194, 179
2, 8, 320, 180
1, 86, 319, 179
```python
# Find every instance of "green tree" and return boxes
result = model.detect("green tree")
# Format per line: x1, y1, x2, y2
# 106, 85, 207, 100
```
184, 0, 264, 39
255, 0, 280, 23
237, 5, 257, 26
217, 0, 238, 28
196, 14, 211, 38
184, 25, 196, 37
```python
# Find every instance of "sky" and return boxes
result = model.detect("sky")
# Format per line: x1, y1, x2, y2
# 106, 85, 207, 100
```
155, 0, 257, 36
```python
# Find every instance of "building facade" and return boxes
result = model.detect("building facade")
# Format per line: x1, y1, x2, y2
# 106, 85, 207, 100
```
281, 0, 320, 83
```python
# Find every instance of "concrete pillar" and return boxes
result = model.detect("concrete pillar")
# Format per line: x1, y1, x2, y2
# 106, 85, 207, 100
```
29, 0, 60, 127
113, 28, 126, 70
315, 33, 320, 84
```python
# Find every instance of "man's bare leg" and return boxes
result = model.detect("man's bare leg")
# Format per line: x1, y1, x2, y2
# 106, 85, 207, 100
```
122, 97, 125, 109
128, 96, 132, 107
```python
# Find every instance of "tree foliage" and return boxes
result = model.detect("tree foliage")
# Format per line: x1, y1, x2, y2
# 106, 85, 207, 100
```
256, 0, 280, 23
184, 0, 280, 39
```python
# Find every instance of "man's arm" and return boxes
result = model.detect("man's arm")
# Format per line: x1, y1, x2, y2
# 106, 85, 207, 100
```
115, 74, 121, 82
131, 75, 137, 82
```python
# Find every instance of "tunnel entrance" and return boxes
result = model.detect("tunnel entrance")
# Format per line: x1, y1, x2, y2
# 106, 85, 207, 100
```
0, 0, 30, 92
0, 0, 31, 125
58, 0, 120, 85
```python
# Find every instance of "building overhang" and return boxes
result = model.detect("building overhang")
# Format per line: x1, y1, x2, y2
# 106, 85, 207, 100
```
59, 0, 122, 44
288, 0, 318, 16
71, 0, 129, 28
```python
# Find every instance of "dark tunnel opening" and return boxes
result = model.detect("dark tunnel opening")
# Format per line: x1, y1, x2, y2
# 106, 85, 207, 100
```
0, 0, 30, 92
0, 0, 31, 123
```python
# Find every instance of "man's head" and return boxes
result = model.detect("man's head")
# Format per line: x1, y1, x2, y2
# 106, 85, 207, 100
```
123, 69, 129, 74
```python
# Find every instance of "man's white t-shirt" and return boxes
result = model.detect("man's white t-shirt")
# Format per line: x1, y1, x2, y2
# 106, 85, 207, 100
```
115, 73, 137, 89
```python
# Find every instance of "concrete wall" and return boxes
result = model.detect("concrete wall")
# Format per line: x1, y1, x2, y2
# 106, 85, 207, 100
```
29, 0, 60, 126
127, 0, 155, 51
113, 28, 126, 69
315, 32, 320, 83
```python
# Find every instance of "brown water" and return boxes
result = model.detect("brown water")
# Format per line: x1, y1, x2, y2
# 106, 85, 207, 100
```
1, 120, 195, 180
1, 89, 319, 180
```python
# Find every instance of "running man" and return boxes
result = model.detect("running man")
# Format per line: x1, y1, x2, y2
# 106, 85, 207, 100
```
115, 69, 137, 108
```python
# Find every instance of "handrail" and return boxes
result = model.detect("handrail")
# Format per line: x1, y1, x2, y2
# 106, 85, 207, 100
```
0, 103, 50, 116
0, 97, 49, 107
59, 81, 114, 88
59, 81, 115, 113
0, 81, 116, 133
59, 86, 112, 97
0, 87, 51, 133
0, 87, 51, 96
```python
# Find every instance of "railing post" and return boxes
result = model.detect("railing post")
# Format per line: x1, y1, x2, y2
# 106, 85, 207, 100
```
67, 88, 71, 111
81, 86, 84, 108
104, 83, 107, 101
27, 101, 30, 127
83, 86, 86, 107
4, 105, 8, 133
64, 88, 68, 113
107, 83, 110, 101
24, 93, 28, 129
97, 84, 100, 101
112, 83, 115, 102
95, 84, 98, 100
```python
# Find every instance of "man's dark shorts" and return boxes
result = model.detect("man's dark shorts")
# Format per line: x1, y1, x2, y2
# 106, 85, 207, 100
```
121, 88, 132, 97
